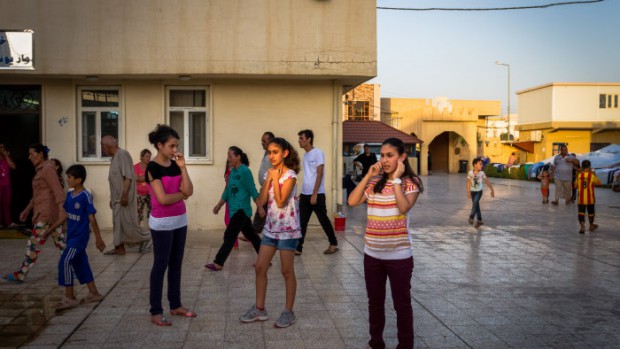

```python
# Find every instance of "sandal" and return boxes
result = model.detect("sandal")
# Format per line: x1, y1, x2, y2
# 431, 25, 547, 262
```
205, 263, 222, 271
56, 296, 79, 310
170, 308, 198, 317
151, 315, 172, 326
323, 246, 339, 254
80, 293, 104, 304
589, 224, 598, 232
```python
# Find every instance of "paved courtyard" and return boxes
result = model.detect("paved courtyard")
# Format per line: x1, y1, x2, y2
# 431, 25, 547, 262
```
1, 173, 619, 348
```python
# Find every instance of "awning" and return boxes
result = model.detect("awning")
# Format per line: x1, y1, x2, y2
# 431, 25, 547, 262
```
343, 120, 423, 144
511, 141, 535, 153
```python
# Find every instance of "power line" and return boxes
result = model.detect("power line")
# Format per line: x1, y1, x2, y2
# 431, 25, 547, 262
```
377, 0, 604, 11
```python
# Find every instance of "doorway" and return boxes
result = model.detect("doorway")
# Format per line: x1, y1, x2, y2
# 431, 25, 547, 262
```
0, 85, 41, 224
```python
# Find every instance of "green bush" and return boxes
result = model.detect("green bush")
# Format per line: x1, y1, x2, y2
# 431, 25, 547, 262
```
484, 164, 528, 180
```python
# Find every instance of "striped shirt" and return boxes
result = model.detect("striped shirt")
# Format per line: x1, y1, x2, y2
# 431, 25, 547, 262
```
574, 171, 600, 205
364, 176, 419, 260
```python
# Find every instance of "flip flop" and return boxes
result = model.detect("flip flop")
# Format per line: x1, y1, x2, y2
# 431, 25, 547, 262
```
151, 316, 172, 326
170, 308, 198, 317
205, 263, 222, 271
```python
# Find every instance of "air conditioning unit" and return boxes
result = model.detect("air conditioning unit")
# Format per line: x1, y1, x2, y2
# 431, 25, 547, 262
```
531, 130, 542, 142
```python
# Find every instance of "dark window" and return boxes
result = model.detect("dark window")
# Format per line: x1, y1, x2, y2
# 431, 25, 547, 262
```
552, 142, 567, 155
599, 94, 606, 108
608, 95, 612, 108
615, 95, 618, 108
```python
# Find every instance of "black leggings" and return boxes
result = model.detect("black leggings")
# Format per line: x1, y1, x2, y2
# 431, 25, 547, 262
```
214, 211, 261, 266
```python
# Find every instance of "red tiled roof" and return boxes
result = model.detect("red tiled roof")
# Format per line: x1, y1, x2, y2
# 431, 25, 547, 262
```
343, 120, 423, 144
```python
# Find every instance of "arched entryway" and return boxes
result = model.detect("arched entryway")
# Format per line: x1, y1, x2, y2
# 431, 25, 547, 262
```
428, 131, 471, 173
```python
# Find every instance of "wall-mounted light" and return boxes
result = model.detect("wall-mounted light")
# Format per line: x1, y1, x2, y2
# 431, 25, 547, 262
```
178, 75, 191, 81
86, 75, 99, 81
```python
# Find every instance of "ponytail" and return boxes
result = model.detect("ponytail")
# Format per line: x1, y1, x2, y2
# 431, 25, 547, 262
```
228, 146, 250, 166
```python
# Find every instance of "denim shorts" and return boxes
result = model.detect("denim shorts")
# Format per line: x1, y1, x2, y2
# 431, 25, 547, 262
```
261, 235, 299, 251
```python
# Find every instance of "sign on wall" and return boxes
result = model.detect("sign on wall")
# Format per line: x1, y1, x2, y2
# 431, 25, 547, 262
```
0, 30, 34, 70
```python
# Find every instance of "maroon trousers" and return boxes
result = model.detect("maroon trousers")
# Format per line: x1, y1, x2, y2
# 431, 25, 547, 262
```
364, 253, 414, 349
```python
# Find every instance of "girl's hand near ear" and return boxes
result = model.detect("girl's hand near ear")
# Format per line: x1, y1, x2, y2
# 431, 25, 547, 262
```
394, 159, 405, 179
367, 162, 382, 178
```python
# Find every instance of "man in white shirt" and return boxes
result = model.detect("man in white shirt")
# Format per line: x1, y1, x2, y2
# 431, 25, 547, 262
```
296, 129, 338, 255
550, 144, 579, 205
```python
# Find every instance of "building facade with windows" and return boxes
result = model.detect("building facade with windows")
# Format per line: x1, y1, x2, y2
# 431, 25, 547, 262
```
343, 84, 381, 121
516, 82, 620, 161
0, 0, 377, 229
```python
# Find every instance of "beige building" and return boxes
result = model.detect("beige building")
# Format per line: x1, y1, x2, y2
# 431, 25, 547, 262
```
0, 0, 377, 229
517, 82, 620, 161
381, 97, 500, 174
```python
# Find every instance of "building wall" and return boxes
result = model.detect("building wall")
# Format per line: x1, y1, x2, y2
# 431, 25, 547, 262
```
4, 78, 338, 230
381, 97, 500, 174
1, 0, 377, 229
0, 0, 376, 79
518, 83, 620, 126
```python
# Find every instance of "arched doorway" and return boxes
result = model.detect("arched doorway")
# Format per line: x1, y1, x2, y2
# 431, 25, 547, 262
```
428, 131, 470, 173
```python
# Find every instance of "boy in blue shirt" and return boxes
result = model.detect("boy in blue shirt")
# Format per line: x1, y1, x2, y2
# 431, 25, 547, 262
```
44, 164, 106, 310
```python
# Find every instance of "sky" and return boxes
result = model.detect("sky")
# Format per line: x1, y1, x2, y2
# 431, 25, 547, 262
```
369, 0, 620, 115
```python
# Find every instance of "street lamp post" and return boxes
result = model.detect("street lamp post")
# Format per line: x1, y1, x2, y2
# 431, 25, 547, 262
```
495, 61, 510, 141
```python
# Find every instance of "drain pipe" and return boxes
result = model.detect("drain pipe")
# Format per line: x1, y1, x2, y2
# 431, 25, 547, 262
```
332, 81, 341, 214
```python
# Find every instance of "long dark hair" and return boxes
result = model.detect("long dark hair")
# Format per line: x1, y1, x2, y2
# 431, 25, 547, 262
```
229, 146, 249, 166
269, 137, 300, 173
373, 138, 424, 194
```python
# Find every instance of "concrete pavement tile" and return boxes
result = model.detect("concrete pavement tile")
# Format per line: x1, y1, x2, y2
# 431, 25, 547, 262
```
301, 338, 345, 348
183, 341, 224, 349
0, 334, 29, 347
299, 327, 341, 340
262, 325, 303, 341
20, 333, 66, 346
265, 340, 304, 349
224, 327, 264, 342
222, 342, 265, 349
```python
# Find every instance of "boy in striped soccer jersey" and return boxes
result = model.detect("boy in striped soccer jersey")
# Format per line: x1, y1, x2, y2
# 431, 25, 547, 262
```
574, 160, 600, 234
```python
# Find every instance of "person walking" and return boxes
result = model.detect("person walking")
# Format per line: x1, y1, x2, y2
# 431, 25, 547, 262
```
354, 144, 378, 180
347, 137, 422, 349
467, 158, 495, 228
0, 142, 16, 228
250, 131, 274, 236
240, 137, 301, 328
207, 146, 264, 271
574, 160, 601, 234
145, 124, 196, 326
101, 136, 151, 255
135, 149, 152, 227
550, 144, 579, 205
47, 165, 106, 310
296, 129, 338, 255
3, 143, 66, 283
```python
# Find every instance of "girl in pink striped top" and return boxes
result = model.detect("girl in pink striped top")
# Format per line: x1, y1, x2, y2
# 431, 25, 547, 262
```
348, 137, 423, 349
